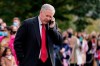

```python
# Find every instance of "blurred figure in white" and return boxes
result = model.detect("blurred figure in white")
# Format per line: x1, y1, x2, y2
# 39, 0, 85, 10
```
66, 28, 79, 66
76, 32, 88, 66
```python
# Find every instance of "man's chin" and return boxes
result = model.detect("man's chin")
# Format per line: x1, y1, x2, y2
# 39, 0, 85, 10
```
43, 22, 48, 24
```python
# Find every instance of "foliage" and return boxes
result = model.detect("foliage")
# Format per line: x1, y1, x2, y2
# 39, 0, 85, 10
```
0, 0, 100, 32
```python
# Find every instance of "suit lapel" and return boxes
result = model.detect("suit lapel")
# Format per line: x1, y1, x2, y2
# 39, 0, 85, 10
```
32, 17, 41, 47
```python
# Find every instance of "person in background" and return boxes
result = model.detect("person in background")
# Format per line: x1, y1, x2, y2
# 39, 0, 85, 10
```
94, 34, 100, 66
66, 28, 79, 66
8, 26, 18, 65
1, 47, 17, 66
0, 22, 7, 31
0, 18, 3, 26
76, 32, 88, 66
86, 31, 97, 66
0, 25, 10, 56
12, 17, 21, 28
60, 38, 72, 66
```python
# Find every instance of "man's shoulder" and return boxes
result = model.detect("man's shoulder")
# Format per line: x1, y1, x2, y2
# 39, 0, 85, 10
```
23, 17, 37, 24
21, 16, 38, 26
24, 16, 37, 22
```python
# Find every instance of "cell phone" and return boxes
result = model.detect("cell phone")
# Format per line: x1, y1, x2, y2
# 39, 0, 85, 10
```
49, 20, 53, 25
49, 17, 55, 25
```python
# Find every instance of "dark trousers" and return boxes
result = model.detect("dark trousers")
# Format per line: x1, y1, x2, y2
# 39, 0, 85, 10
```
86, 54, 93, 66
55, 58, 62, 66
70, 64, 78, 66
37, 58, 52, 66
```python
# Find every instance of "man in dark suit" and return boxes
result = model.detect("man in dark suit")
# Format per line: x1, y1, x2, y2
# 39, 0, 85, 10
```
14, 4, 63, 66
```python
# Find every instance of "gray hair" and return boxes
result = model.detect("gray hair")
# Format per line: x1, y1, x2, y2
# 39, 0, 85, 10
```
41, 4, 55, 14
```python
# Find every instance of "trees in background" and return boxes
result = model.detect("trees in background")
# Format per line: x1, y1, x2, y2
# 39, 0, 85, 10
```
0, 0, 100, 32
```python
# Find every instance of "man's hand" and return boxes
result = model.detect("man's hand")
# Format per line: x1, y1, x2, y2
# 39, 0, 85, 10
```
49, 17, 55, 28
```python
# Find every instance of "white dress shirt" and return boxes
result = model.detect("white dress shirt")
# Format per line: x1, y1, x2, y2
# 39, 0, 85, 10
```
38, 16, 42, 37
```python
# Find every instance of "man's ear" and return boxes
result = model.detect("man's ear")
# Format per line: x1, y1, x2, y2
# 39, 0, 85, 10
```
40, 10, 43, 14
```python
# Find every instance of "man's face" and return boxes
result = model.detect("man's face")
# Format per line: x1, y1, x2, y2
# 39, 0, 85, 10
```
40, 9, 54, 24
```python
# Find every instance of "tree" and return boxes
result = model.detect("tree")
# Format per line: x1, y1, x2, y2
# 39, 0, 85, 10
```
0, 0, 44, 25
0, 0, 100, 31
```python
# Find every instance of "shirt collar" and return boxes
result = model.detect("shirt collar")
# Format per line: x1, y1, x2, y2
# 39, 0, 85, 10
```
38, 16, 42, 25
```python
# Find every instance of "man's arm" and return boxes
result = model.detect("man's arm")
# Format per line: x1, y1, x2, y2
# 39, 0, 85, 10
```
48, 25, 63, 45
14, 20, 28, 63
48, 17, 63, 45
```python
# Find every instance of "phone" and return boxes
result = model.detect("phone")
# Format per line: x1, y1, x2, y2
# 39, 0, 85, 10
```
49, 20, 53, 25
49, 17, 55, 25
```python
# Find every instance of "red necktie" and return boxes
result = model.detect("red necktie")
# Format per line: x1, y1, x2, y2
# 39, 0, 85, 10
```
40, 25, 48, 62
92, 39, 95, 43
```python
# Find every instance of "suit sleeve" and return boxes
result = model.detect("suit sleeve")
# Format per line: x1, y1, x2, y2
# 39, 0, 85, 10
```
48, 24, 63, 45
14, 21, 27, 63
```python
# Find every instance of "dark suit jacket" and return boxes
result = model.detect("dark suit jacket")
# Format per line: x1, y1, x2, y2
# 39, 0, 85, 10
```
14, 16, 63, 66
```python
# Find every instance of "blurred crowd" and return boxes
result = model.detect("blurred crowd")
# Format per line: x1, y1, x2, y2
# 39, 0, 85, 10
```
0, 17, 20, 66
55, 28, 100, 66
0, 17, 100, 66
